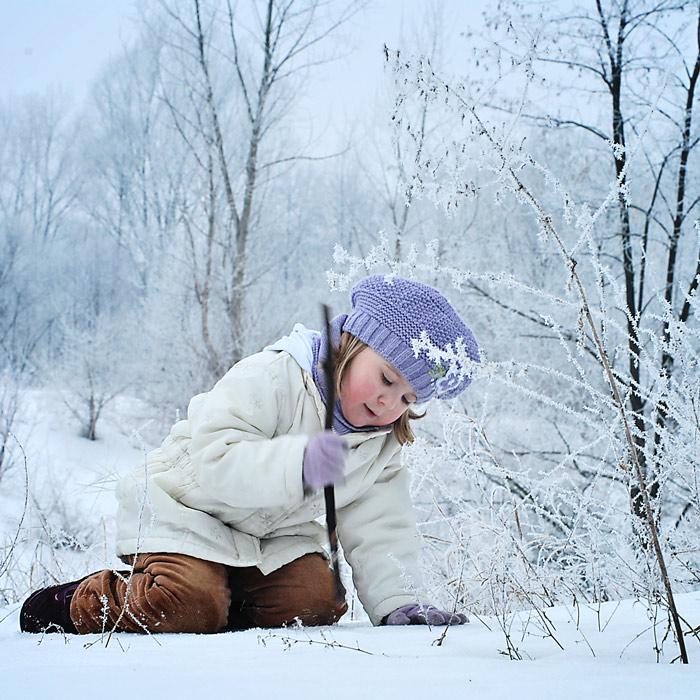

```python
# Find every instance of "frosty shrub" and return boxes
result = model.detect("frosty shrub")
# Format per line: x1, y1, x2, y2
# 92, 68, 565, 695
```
325, 34, 700, 659
331, 233, 697, 658
0, 370, 21, 481
47, 313, 141, 441
372, 5, 700, 665
382, 30, 700, 658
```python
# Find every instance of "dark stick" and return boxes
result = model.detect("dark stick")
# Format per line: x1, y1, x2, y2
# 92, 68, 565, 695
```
321, 303, 344, 602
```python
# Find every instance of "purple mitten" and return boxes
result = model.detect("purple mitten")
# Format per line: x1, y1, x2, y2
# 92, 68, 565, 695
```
302, 431, 348, 489
384, 604, 469, 626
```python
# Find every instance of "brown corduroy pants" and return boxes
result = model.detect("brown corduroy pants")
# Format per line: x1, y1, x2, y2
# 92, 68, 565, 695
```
69, 552, 347, 634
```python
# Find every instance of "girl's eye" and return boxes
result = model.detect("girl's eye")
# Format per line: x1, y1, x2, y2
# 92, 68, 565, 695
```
382, 374, 392, 386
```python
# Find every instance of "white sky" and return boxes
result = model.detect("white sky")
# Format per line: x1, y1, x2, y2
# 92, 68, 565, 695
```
1, 0, 139, 100
1, 0, 489, 148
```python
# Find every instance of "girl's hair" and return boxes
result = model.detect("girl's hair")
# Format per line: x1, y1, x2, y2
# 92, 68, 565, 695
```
335, 331, 424, 445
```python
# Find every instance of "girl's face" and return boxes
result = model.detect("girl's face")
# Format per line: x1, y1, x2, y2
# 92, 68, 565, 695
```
339, 347, 417, 428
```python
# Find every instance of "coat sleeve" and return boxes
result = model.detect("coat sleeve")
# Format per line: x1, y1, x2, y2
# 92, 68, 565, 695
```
336, 449, 425, 625
186, 352, 309, 509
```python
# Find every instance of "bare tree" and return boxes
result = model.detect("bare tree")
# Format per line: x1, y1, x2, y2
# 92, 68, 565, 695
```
85, 37, 187, 293
477, 0, 700, 528
0, 94, 81, 462
150, 0, 361, 380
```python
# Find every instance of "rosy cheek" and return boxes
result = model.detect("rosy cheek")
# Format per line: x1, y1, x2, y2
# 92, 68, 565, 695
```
349, 377, 370, 402
341, 380, 358, 404
341, 378, 364, 408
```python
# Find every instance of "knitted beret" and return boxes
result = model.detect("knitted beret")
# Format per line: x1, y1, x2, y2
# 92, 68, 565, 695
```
342, 275, 479, 403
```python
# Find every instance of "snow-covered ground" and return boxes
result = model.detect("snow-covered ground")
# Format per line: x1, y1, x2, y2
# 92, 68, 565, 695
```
0, 391, 699, 698
2, 595, 699, 699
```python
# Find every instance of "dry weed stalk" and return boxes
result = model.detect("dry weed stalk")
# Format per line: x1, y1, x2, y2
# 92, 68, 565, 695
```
257, 627, 378, 656
0, 432, 29, 586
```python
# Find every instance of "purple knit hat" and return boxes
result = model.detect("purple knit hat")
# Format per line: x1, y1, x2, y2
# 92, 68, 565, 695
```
342, 275, 480, 403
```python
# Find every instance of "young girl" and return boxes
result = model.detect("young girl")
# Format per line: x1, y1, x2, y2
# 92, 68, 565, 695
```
20, 275, 479, 634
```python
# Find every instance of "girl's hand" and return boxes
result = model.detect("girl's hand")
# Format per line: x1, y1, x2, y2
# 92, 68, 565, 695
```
302, 431, 348, 489
383, 604, 468, 626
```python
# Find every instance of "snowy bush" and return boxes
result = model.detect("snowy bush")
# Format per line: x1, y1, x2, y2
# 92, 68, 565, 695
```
367, 7, 700, 659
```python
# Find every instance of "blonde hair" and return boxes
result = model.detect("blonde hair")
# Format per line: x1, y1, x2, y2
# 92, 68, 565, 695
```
334, 332, 424, 445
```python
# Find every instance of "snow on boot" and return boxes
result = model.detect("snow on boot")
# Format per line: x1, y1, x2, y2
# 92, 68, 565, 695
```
20, 576, 91, 634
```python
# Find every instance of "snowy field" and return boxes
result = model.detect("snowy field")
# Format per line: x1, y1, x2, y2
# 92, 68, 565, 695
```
1, 595, 699, 699
0, 391, 699, 699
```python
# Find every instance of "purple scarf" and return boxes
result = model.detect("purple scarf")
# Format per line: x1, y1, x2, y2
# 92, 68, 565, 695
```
310, 313, 384, 435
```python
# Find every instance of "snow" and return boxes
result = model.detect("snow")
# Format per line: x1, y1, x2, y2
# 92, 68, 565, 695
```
1, 391, 699, 698
2, 598, 699, 699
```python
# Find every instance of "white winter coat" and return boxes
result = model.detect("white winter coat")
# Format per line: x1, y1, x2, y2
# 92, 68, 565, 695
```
115, 346, 423, 624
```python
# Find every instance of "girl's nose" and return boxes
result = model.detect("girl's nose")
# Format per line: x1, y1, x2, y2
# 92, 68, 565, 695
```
378, 391, 397, 411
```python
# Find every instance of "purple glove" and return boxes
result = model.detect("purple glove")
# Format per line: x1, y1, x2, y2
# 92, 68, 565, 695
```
302, 431, 348, 489
383, 604, 469, 626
